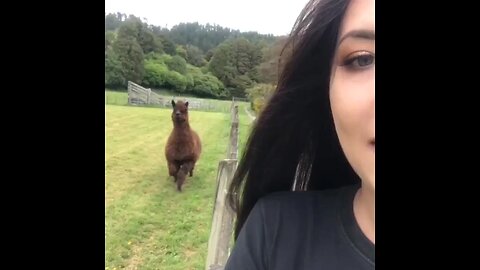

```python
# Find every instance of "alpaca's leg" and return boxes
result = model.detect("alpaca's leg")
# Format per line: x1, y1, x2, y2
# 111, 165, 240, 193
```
176, 166, 187, 192
180, 161, 195, 176
189, 163, 195, 177
175, 161, 194, 191
168, 161, 179, 178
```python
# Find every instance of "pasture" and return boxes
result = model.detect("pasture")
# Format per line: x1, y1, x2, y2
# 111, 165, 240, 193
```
105, 96, 252, 269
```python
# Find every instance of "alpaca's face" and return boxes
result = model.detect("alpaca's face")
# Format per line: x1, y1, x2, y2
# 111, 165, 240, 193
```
171, 100, 189, 124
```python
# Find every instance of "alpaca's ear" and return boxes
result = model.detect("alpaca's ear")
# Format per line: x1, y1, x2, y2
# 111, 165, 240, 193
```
171, 100, 176, 107
185, 102, 189, 107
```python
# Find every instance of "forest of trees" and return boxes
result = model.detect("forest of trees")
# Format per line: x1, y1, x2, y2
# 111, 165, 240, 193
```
105, 12, 288, 101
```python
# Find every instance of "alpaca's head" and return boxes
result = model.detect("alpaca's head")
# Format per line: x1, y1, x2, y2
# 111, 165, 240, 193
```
171, 100, 189, 125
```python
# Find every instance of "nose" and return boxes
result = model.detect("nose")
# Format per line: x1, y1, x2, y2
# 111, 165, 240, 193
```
175, 112, 180, 116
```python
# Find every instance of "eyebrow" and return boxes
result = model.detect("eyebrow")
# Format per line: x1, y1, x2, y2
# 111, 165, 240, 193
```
338, 30, 375, 45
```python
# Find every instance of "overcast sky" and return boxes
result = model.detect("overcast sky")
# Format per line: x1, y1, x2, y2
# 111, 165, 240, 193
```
105, 0, 311, 36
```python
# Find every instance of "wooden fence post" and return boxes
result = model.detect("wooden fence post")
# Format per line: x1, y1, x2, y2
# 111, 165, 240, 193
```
205, 159, 238, 270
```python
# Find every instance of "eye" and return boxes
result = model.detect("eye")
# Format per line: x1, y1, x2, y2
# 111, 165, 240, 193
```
341, 51, 375, 70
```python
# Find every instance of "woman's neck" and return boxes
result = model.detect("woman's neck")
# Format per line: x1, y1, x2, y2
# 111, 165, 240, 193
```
353, 185, 375, 244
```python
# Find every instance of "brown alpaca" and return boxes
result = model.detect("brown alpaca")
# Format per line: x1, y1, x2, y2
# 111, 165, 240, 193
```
165, 100, 202, 191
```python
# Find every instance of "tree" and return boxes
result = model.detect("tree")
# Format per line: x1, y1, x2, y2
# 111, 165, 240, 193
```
175, 45, 187, 59
185, 45, 206, 67
105, 13, 124, 31
205, 49, 214, 62
232, 38, 252, 74
117, 17, 142, 39
105, 49, 125, 88
245, 83, 276, 113
167, 22, 276, 53
116, 16, 163, 55
104, 16, 282, 97
258, 37, 289, 84
164, 70, 187, 91
138, 29, 163, 54
208, 42, 236, 88
191, 72, 226, 98
165, 55, 187, 75
112, 35, 145, 84
151, 25, 170, 36
209, 38, 264, 97
142, 60, 168, 88
158, 36, 177, 55
105, 31, 115, 51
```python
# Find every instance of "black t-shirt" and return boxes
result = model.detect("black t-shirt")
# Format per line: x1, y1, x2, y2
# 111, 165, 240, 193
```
224, 184, 375, 269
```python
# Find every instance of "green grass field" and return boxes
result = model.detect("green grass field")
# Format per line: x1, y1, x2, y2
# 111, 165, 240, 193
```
106, 103, 252, 270
105, 90, 129, 105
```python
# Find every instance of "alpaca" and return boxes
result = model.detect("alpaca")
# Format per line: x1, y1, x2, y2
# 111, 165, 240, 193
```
165, 100, 202, 191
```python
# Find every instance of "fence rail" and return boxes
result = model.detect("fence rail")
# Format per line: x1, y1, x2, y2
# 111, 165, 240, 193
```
126, 81, 243, 113
205, 102, 240, 270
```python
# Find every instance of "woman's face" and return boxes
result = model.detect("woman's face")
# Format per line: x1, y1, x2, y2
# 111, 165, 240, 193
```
330, 0, 375, 190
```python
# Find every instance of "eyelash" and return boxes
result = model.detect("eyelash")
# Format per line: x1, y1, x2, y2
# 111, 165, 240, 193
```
340, 51, 375, 70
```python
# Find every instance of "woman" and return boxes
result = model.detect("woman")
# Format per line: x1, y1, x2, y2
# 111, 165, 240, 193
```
225, 0, 374, 268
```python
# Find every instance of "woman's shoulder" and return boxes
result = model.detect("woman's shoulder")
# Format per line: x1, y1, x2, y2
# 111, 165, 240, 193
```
248, 184, 359, 232
257, 184, 357, 211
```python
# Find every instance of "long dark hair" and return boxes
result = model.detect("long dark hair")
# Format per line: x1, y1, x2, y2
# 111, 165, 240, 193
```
228, 0, 360, 239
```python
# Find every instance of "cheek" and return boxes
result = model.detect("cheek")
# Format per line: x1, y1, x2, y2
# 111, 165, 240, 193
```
330, 69, 374, 130
330, 75, 364, 139
329, 68, 375, 183
329, 68, 374, 158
